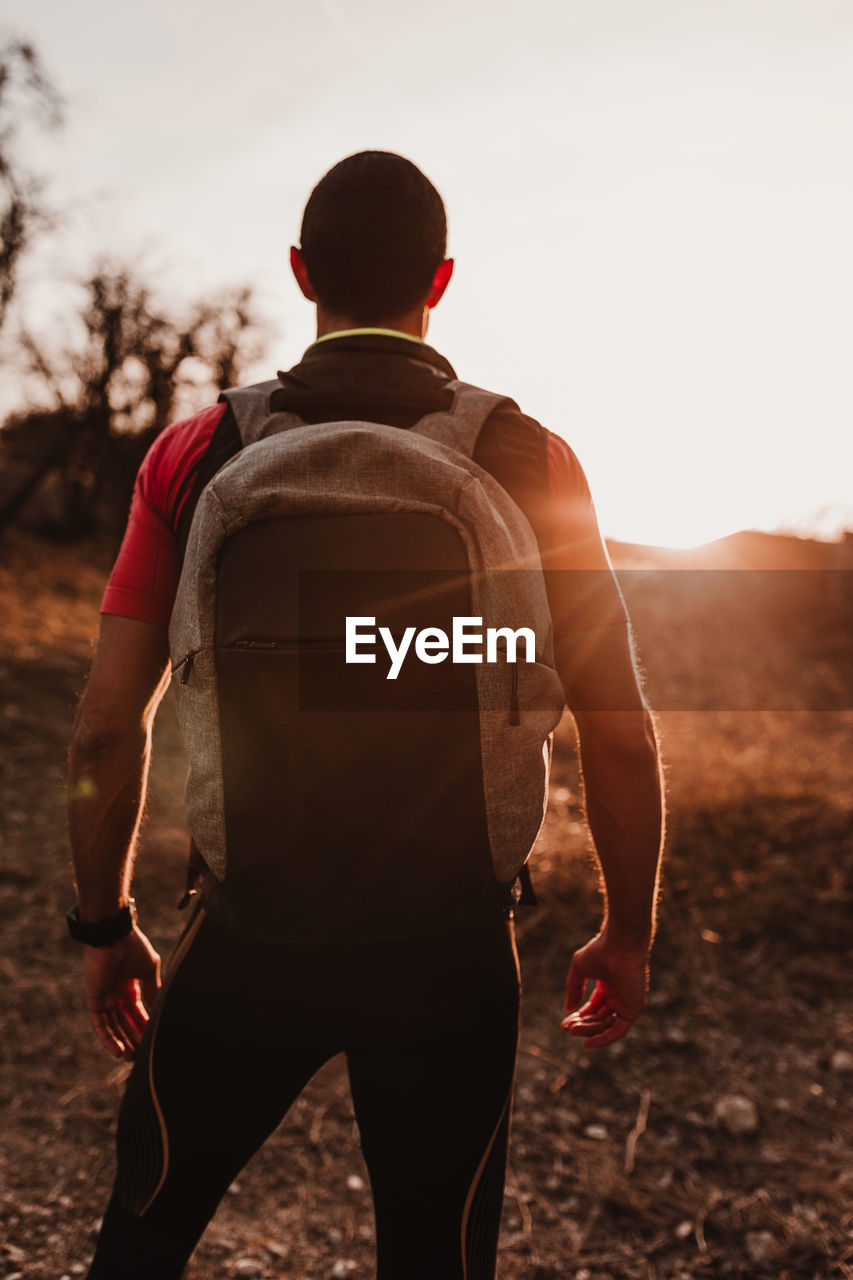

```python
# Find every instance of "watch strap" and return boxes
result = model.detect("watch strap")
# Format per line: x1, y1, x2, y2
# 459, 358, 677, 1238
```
66, 899, 137, 947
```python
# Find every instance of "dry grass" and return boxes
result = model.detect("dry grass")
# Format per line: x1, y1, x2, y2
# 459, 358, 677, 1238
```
1, 529, 851, 1279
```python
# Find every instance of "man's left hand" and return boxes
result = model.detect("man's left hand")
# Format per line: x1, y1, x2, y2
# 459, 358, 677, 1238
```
561, 930, 648, 1049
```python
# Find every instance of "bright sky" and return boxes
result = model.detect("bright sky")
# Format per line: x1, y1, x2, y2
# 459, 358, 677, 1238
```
3, 0, 852, 546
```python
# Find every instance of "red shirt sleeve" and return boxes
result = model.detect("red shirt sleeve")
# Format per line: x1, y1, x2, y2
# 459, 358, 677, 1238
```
542, 432, 629, 637
100, 403, 227, 626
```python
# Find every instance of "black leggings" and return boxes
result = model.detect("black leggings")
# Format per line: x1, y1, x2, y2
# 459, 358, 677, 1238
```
86, 907, 521, 1279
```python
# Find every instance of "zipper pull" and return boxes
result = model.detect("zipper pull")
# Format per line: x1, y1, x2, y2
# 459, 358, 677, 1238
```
177, 840, 204, 909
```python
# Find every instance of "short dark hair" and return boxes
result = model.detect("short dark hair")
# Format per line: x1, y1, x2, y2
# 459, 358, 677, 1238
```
299, 151, 447, 323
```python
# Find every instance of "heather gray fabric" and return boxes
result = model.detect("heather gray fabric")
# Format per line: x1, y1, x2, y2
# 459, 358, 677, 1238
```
169, 379, 566, 884
225, 379, 304, 446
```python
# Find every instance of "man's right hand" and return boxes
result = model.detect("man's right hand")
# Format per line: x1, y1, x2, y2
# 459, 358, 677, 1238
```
83, 927, 162, 1060
561, 929, 649, 1050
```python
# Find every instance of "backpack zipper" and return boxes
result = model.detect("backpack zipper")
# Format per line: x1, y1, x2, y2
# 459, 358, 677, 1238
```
230, 638, 347, 652
174, 638, 351, 682
493, 636, 521, 726
509, 660, 520, 726
177, 640, 524, 722
172, 650, 202, 684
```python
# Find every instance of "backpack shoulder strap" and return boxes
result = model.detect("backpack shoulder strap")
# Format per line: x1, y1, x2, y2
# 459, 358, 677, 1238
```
222, 379, 305, 446
174, 376, 305, 568
175, 401, 243, 566
413, 380, 518, 458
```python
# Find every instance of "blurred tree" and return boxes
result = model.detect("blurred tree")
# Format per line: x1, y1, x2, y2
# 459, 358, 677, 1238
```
0, 40, 62, 332
0, 265, 268, 540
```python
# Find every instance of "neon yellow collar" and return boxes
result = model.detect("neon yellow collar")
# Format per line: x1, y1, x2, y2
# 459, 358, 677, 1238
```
311, 327, 425, 347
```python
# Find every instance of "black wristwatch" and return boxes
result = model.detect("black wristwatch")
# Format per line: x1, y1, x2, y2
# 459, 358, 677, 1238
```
66, 899, 137, 947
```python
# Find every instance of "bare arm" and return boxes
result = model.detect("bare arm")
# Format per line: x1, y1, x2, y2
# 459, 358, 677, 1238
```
68, 615, 171, 1058
556, 623, 664, 1048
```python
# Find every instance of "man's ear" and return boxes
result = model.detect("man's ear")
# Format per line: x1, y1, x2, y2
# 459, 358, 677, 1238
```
426, 258, 454, 310
290, 246, 317, 302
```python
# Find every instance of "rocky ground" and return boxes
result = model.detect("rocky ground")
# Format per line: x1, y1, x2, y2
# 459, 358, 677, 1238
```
1, 530, 851, 1279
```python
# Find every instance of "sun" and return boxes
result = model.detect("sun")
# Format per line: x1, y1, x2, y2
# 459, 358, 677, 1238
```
596, 489, 745, 552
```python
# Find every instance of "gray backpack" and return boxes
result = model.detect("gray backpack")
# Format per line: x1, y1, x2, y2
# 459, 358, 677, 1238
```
169, 378, 565, 941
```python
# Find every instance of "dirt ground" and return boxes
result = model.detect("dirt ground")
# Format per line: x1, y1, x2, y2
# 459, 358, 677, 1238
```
1, 529, 851, 1279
